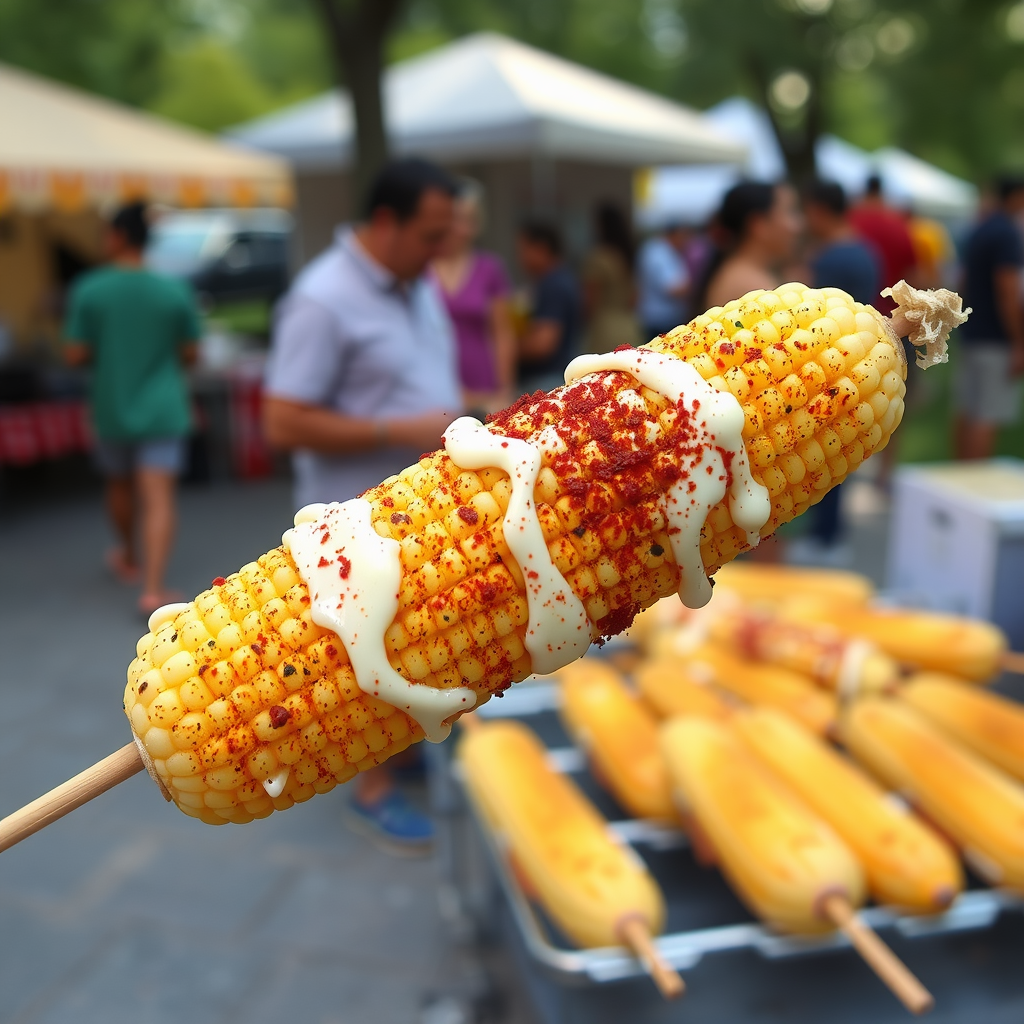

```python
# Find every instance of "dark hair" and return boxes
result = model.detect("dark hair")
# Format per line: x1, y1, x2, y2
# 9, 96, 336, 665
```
363, 157, 457, 222
996, 175, 1024, 203
692, 182, 778, 312
865, 173, 883, 197
594, 201, 635, 270
519, 217, 563, 258
111, 202, 149, 250
804, 179, 848, 217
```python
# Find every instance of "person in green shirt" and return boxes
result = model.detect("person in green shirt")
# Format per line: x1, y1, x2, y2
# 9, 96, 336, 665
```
64, 202, 200, 618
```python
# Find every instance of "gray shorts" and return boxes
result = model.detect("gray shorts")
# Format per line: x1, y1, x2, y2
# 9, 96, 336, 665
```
953, 343, 1024, 426
93, 436, 187, 478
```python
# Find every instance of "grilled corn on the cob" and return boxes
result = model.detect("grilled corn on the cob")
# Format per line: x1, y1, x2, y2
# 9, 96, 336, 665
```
557, 658, 674, 820
634, 655, 737, 721
706, 603, 900, 697
673, 641, 837, 735
458, 719, 665, 948
841, 697, 1024, 889
899, 673, 1024, 782
661, 715, 865, 933
713, 562, 874, 607
784, 603, 1007, 683
125, 283, 948, 824
735, 706, 962, 912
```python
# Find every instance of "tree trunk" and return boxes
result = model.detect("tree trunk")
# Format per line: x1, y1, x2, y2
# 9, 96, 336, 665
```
312, 0, 405, 210
746, 50, 820, 184
343, 40, 389, 205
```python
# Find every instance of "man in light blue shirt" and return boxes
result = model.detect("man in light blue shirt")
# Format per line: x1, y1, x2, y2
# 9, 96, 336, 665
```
637, 223, 691, 339
263, 158, 463, 852
264, 158, 463, 509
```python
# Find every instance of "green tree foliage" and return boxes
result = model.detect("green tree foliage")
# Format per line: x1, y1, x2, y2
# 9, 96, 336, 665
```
664, 0, 1024, 180
230, 0, 333, 99
151, 40, 275, 132
406, 0, 1024, 181
0, 0, 185, 106
2, 0, 1023, 181
151, 0, 335, 132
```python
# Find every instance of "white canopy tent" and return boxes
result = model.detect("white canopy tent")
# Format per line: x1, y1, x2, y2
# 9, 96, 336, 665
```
637, 97, 979, 228
228, 33, 745, 262
635, 99, 783, 229
0, 62, 291, 214
230, 32, 745, 170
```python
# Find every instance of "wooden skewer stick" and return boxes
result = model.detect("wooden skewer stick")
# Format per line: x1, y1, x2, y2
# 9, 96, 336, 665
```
1000, 651, 1024, 675
0, 743, 144, 855
888, 311, 913, 340
618, 915, 686, 1001
820, 893, 934, 1016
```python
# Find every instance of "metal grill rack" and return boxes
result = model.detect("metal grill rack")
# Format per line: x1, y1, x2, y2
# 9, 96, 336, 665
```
433, 675, 1024, 1023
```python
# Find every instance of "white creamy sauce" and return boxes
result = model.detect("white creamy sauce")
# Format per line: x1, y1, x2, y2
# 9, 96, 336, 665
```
443, 417, 592, 675
147, 602, 192, 633
283, 500, 476, 743
280, 345, 771, 736
262, 768, 290, 798
564, 349, 771, 608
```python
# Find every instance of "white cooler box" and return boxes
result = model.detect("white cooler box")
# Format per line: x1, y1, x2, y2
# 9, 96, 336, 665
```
888, 459, 1024, 648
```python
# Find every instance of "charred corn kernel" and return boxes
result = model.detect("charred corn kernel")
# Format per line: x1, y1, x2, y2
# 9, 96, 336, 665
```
660, 716, 865, 933
735, 707, 962, 912
900, 673, 1024, 782
633, 655, 736, 721
841, 697, 1024, 890
459, 719, 665, 948
556, 658, 674, 821
784, 603, 1007, 683
126, 284, 915, 824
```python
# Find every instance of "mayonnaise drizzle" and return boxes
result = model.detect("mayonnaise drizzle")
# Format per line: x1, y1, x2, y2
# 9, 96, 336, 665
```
262, 768, 290, 798
147, 602, 192, 633
443, 417, 592, 675
283, 500, 476, 743
564, 348, 771, 608
281, 346, 771, 738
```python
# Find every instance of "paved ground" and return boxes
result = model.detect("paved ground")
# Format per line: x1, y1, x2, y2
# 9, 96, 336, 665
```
0, 471, 533, 1024
1, 461, 1017, 1024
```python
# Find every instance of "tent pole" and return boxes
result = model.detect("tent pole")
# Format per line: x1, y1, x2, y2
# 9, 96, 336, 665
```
530, 155, 556, 215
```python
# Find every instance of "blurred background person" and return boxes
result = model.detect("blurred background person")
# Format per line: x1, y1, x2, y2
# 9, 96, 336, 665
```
696, 182, 802, 311
515, 218, 581, 393
849, 174, 918, 311
64, 202, 199, 618
581, 201, 641, 353
850, 176, 921, 488
804, 179, 880, 303
907, 206, 956, 291
954, 176, 1024, 460
637, 220, 690, 339
796, 179, 881, 563
430, 178, 515, 414
263, 157, 462, 853
692, 182, 801, 562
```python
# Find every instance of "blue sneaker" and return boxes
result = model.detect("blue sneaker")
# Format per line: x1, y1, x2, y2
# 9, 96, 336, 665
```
344, 788, 434, 855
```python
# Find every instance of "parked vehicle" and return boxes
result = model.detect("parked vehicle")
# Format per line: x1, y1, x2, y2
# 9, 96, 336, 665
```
146, 208, 293, 308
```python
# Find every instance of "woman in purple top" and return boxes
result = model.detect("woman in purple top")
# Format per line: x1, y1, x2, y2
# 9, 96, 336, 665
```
431, 180, 515, 413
